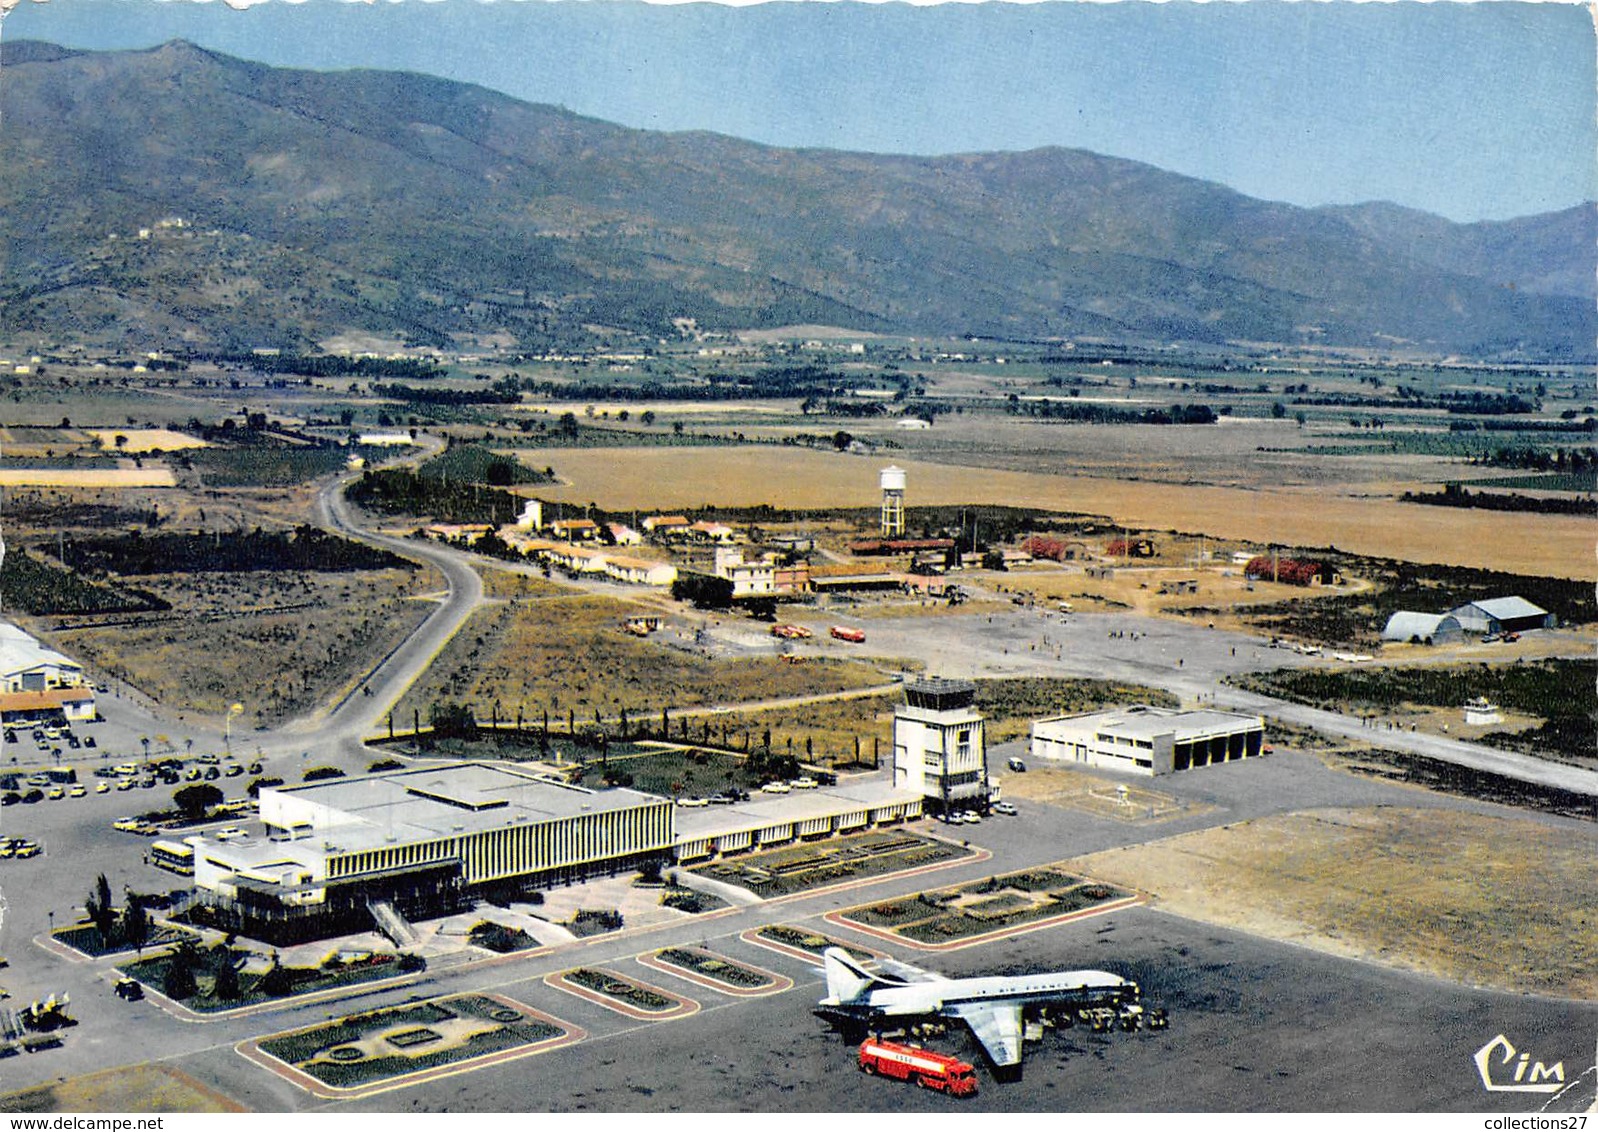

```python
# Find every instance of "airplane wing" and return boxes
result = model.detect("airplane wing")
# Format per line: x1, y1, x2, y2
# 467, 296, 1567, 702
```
947, 1002, 1024, 1067
870, 957, 946, 985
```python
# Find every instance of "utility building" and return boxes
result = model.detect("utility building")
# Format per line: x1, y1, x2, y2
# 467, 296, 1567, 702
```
892, 677, 989, 814
1031, 705, 1265, 777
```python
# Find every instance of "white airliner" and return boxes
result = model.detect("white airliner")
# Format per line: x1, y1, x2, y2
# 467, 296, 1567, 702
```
817, 947, 1137, 1069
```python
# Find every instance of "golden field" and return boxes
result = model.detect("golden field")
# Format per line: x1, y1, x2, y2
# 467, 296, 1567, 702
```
519, 446, 1595, 580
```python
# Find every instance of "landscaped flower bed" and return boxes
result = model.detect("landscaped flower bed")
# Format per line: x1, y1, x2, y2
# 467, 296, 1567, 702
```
258, 995, 562, 1090
844, 870, 1132, 944
755, 925, 873, 960
654, 948, 773, 989
565, 968, 678, 1012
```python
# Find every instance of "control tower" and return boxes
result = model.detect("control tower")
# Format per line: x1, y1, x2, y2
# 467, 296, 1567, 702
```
880, 465, 906, 537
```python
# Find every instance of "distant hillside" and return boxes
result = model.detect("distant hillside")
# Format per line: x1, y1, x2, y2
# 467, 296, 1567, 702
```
0, 39, 1590, 359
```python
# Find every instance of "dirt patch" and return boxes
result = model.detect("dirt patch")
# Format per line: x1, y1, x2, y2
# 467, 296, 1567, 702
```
0, 1063, 245, 1113
1072, 807, 1597, 998
999, 766, 1202, 823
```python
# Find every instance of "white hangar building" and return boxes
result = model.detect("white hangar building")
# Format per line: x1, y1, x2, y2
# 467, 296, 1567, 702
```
1030, 705, 1266, 777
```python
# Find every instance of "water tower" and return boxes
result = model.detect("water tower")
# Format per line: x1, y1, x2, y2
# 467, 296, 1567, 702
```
880, 465, 906, 537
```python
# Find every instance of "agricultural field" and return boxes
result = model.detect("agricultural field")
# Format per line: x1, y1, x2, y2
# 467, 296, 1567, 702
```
530, 446, 1596, 580
391, 592, 887, 725
1233, 659, 1598, 768
53, 567, 437, 724
183, 446, 353, 488
1072, 807, 1598, 998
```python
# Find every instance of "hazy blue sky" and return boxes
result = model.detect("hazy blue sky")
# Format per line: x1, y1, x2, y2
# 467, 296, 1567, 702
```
3, 0, 1592, 222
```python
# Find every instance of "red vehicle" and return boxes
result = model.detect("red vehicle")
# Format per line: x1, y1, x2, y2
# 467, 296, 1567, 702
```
858, 1039, 978, 1096
830, 625, 866, 643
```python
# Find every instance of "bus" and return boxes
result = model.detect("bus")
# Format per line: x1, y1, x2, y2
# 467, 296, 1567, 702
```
149, 840, 195, 877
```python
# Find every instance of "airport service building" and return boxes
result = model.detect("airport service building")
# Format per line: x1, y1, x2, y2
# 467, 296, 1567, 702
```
1030, 705, 1266, 777
190, 764, 672, 943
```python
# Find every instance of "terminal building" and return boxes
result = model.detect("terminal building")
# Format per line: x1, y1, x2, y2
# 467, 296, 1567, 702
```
186, 760, 928, 944
189, 764, 672, 944
1030, 705, 1265, 777
892, 677, 991, 814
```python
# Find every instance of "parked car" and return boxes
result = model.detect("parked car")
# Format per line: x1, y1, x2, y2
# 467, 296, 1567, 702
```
992, 801, 1018, 816
760, 782, 792, 794
676, 797, 708, 808
790, 777, 818, 790
68, 785, 86, 798
113, 978, 144, 1002
1006, 757, 1026, 772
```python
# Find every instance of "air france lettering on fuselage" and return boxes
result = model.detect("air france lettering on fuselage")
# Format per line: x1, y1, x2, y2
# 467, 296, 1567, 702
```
817, 948, 1135, 1068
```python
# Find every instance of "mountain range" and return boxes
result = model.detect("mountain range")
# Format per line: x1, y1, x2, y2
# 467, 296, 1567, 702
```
0, 39, 1591, 360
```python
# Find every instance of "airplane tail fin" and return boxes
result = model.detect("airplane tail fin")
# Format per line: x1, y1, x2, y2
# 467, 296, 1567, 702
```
822, 947, 878, 1004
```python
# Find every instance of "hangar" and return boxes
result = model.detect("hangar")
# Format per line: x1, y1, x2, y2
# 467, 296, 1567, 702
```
1447, 597, 1556, 635
1381, 611, 1464, 645
1030, 705, 1265, 776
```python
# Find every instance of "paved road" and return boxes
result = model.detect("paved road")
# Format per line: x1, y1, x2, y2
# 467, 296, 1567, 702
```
812, 604, 1598, 798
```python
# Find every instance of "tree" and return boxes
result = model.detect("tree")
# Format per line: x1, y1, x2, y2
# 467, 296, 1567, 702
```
213, 954, 241, 1000
123, 898, 149, 952
174, 783, 223, 819
164, 945, 198, 1000
1270, 402, 1287, 419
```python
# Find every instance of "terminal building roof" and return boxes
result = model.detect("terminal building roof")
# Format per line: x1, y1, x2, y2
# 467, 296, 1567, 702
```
265, 763, 664, 852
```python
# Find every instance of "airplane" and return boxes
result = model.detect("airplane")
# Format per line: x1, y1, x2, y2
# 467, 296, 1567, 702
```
816, 947, 1137, 1073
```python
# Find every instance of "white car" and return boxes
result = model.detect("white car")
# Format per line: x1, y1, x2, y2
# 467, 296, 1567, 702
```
790, 778, 818, 790
760, 782, 792, 794
676, 796, 708, 808
992, 801, 1018, 816
213, 827, 248, 842
959, 810, 981, 824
